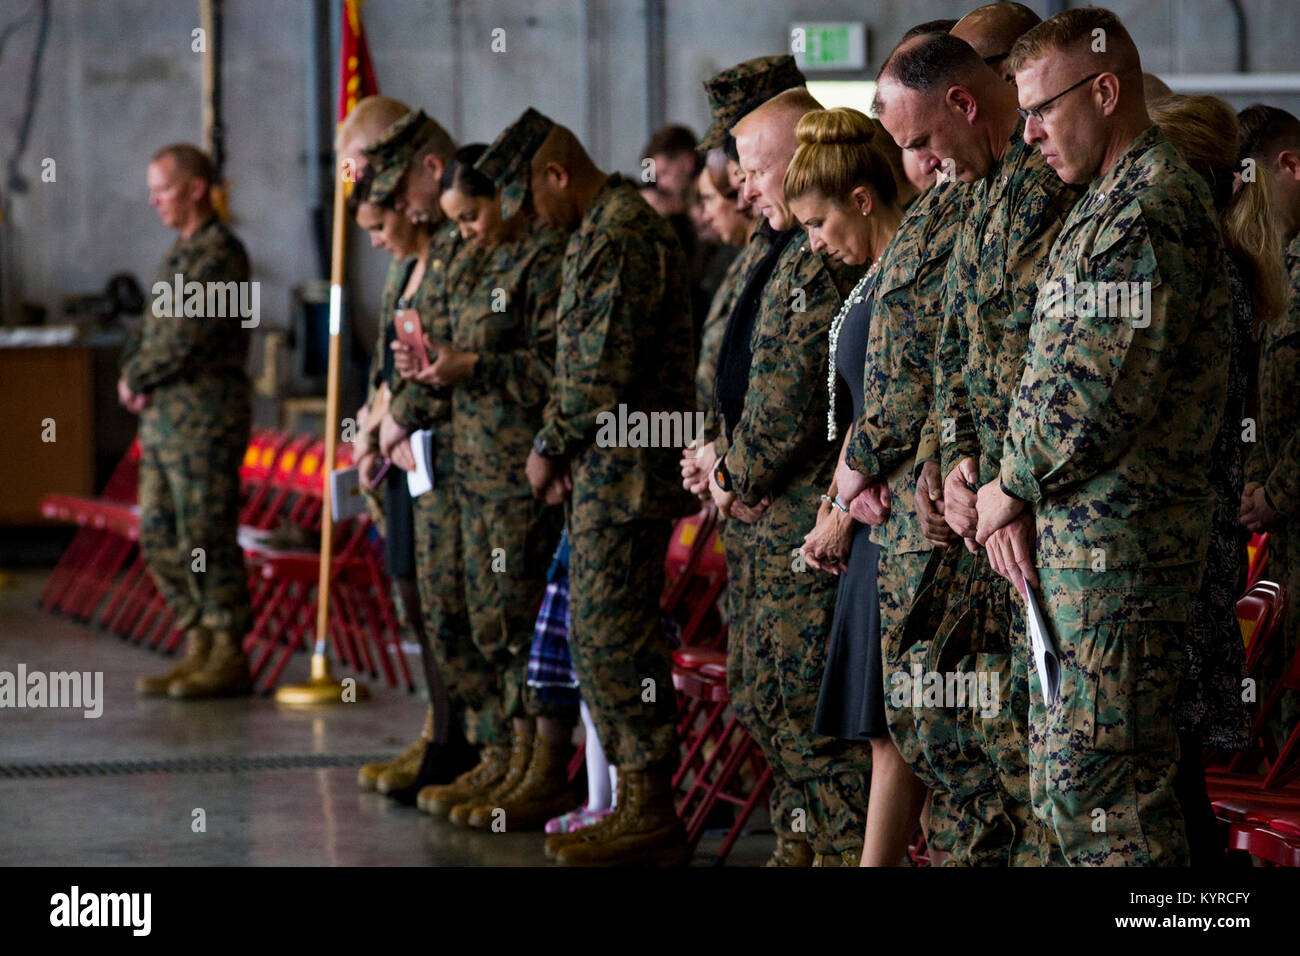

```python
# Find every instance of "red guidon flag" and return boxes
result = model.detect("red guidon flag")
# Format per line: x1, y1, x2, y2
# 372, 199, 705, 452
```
338, 0, 379, 123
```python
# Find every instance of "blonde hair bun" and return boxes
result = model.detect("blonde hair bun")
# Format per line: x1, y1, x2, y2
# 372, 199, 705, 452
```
795, 107, 877, 147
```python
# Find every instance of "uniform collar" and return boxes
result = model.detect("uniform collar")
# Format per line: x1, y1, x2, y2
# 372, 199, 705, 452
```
1080, 124, 1165, 213
984, 119, 1030, 207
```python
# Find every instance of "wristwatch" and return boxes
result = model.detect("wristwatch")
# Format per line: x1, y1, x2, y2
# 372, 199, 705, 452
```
533, 434, 558, 459
713, 458, 733, 493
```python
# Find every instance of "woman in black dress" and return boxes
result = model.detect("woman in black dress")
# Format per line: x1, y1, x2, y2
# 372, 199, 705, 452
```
784, 107, 915, 865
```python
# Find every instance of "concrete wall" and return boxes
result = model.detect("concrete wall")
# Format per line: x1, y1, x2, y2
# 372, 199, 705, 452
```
2, 0, 1299, 359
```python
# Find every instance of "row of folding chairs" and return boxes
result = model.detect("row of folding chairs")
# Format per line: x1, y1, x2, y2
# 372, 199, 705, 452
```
660, 506, 773, 865
40, 430, 413, 695
1206, 563, 1300, 866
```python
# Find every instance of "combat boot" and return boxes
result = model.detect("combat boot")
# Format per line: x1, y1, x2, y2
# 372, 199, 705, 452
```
136, 627, 211, 696
764, 835, 814, 867
554, 766, 691, 866
167, 630, 253, 699
544, 771, 625, 860
467, 731, 577, 831
359, 706, 432, 792
417, 744, 510, 817
448, 724, 533, 827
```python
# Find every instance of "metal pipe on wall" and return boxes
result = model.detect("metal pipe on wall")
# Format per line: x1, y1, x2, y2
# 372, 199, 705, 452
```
645, 0, 666, 137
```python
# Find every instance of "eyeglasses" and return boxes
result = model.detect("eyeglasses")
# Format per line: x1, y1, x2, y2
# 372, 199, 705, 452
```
1017, 72, 1101, 122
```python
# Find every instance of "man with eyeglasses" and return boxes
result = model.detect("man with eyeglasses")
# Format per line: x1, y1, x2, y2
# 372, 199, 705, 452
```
982, 7, 1231, 866
871, 18, 1081, 866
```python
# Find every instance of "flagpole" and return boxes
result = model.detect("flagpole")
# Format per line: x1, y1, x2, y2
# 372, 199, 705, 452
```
277, 6, 370, 706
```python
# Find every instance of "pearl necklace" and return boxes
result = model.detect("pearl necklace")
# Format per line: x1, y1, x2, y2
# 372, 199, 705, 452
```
827, 260, 880, 441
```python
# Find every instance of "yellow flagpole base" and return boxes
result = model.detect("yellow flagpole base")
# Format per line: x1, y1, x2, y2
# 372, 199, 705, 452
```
275, 653, 370, 706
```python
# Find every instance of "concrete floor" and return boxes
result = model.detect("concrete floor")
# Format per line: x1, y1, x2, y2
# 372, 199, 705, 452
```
0, 570, 768, 866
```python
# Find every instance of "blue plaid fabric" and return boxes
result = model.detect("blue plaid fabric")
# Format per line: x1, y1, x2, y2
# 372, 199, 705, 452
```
528, 528, 579, 706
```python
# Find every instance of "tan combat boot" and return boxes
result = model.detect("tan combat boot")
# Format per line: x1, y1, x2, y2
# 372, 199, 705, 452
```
545, 771, 625, 860
554, 766, 691, 866
417, 744, 511, 817
167, 630, 253, 699
136, 627, 211, 696
448, 724, 533, 827
359, 706, 432, 792
466, 731, 577, 831
764, 835, 814, 867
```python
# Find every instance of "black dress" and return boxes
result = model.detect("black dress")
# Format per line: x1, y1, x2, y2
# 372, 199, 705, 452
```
382, 276, 418, 579
814, 273, 887, 740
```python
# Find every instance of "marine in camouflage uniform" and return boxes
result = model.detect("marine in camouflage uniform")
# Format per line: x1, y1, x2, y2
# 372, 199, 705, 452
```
1246, 233, 1300, 744
445, 218, 567, 737
1001, 125, 1231, 866
478, 110, 696, 780
841, 176, 967, 856
126, 215, 253, 685
362, 116, 500, 748
712, 82, 873, 856
932, 123, 1082, 865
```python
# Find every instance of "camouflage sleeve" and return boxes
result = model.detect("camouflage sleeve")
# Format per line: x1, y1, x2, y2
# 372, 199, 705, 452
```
472, 245, 558, 408
1001, 210, 1204, 501
846, 270, 945, 480
914, 405, 940, 475
535, 240, 638, 458
122, 246, 249, 393
389, 379, 449, 432
934, 258, 978, 476
724, 265, 838, 506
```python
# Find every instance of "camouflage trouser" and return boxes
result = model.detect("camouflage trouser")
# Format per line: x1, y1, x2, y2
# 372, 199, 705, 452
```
891, 546, 1048, 865
412, 484, 498, 746
568, 520, 679, 770
730, 535, 870, 855
1031, 565, 1197, 866
138, 436, 251, 635
723, 519, 805, 836
458, 490, 567, 734
876, 549, 948, 846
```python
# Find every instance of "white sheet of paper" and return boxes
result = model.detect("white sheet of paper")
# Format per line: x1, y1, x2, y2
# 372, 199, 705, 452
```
406, 430, 434, 498
1023, 572, 1061, 705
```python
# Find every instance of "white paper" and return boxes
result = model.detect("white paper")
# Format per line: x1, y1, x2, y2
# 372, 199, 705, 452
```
1023, 573, 1061, 705
406, 430, 434, 498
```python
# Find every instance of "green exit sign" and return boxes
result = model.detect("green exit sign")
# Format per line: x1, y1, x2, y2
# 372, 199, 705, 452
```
792, 22, 867, 71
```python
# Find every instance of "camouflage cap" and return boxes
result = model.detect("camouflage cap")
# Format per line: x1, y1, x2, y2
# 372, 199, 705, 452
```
474, 107, 555, 220
361, 109, 438, 206
700, 55, 807, 149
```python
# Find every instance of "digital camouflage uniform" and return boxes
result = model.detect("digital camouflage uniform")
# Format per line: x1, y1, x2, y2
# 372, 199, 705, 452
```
362, 113, 500, 744
446, 219, 567, 737
388, 228, 502, 745
123, 216, 253, 637
1246, 234, 1300, 744
932, 126, 1082, 865
1001, 126, 1231, 866
842, 178, 966, 855
717, 225, 872, 856
527, 153, 698, 772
